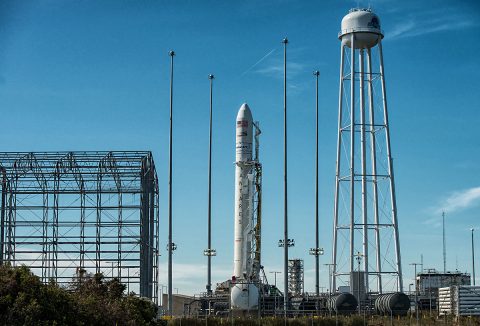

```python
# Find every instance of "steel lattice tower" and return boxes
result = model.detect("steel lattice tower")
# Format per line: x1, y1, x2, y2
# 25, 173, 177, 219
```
288, 259, 304, 297
332, 8, 403, 295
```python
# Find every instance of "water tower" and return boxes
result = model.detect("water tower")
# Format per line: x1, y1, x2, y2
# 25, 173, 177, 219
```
331, 8, 403, 296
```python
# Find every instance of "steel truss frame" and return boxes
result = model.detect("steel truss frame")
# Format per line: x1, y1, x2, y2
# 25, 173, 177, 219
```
288, 259, 304, 297
332, 36, 403, 294
250, 122, 262, 283
0, 151, 159, 304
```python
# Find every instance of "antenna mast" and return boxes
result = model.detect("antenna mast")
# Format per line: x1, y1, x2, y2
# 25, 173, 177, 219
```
443, 211, 446, 273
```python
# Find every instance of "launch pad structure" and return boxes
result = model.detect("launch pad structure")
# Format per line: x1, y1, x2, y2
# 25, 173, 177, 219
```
0, 151, 159, 304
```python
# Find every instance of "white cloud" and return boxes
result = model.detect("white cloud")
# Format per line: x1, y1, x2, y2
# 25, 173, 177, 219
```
386, 10, 477, 40
423, 186, 480, 227
241, 48, 278, 77
388, 20, 415, 39
241, 44, 309, 80
437, 187, 480, 215
255, 61, 306, 78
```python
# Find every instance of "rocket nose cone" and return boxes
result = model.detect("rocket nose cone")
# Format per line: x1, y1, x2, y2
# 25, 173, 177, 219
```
237, 103, 253, 121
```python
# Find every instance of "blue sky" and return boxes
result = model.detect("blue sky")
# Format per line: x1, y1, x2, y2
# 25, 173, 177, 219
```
1, 0, 480, 295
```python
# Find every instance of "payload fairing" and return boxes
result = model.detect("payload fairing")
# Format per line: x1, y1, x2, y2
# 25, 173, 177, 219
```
231, 103, 260, 310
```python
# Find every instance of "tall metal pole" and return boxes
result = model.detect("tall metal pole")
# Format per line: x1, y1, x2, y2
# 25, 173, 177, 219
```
167, 50, 175, 316
314, 70, 320, 297
270, 271, 281, 288
355, 252, 362, 314
324, 263, 334, 293
442, 211, 446, 273
282, 37, 289, 321
472, 228, 476, 286
206, 74, 215, 295
410, 263, 420, 325
270, 271, 281, 314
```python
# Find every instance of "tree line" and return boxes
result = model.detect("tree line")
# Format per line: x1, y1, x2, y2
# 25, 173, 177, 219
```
0, 264, 159, 326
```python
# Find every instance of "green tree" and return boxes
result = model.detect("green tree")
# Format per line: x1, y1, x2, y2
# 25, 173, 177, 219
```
0, 264, 158, 326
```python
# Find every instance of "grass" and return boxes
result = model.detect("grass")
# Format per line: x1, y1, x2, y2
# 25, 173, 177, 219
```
162, 314, 480, 326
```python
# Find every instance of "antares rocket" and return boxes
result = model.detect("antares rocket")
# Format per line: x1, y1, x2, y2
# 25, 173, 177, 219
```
231, 103, 259, 310
234, 103, 254, 279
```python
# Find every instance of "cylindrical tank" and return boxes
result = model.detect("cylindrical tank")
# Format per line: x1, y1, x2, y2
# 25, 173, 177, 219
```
374, 292, 411, 316
339, 8, 383, 49
231, 282, 259, 310
327, 293, 358, 314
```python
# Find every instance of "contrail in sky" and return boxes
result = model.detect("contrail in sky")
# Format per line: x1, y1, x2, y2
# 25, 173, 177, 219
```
240, 48, 277, 77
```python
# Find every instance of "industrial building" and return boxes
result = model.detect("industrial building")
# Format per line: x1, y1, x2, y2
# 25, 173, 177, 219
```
417, 269, 471, 295
416, 269, 471, 311
438, 286, 480, 316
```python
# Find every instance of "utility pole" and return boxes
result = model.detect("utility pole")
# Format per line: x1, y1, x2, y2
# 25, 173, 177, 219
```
472, 228, 476, 286
270, 271, 281, 315
410, 262, 420, 325
354, 252, 364, 314
324, 263, 335, 317
324, 263, 335, 294
270, 271, 281, 288
443, 211, 446, 273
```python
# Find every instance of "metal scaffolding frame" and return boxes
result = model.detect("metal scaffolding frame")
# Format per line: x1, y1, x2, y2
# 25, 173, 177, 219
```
0, 151, 159, 304
249, 121, 262, 283
288, 259, 304, 297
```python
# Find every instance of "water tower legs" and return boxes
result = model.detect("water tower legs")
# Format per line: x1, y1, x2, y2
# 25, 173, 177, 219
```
332, 35, 403, 295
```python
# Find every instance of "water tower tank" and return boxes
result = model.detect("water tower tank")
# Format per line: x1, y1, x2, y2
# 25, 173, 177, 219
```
339, 8, 383, 49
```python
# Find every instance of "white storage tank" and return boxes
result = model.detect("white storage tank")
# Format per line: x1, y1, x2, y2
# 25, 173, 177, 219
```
339, 8, 383, 49
230, 282, 259, 310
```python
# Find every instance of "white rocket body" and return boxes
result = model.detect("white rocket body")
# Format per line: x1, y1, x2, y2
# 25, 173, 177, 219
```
233, 103, 254, 280
231, 103, 259, 311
